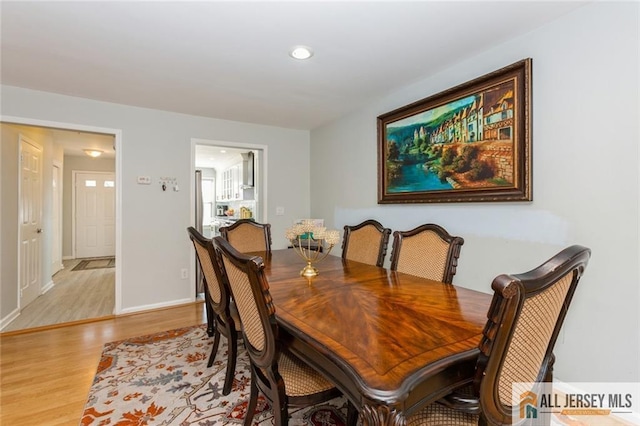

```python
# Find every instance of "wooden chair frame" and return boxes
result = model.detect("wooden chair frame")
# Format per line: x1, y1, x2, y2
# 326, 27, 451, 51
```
476, 245, 590, 425
428, 245, 591, 426
341, 219, 391, 267
187, 227, 240, 395
219, 219, 272, 254
390, 223, 464, 284
213, 236, 348, 426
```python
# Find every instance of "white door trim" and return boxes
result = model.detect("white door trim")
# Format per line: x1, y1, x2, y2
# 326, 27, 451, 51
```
52, 160, 63, 274
1, 115, 123, 315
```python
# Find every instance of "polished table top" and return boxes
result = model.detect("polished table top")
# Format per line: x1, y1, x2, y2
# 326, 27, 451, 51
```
253, 249, 491, 423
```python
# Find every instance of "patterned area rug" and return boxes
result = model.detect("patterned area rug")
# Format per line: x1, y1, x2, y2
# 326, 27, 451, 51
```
80, 324, 350, 426
80, 325, 604, 426
72, 257, 116, 271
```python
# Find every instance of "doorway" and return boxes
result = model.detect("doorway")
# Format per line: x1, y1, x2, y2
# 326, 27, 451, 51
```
1, 119, 121, 332
191, 139, 267, 298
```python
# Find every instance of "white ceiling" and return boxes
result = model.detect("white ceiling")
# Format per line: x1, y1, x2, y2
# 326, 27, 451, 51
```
195, 145, 248, 170
1, 1, 586, 131
50, 129, 116, 159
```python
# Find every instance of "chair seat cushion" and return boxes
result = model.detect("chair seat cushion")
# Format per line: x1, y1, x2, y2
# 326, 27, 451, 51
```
407, 402, 478, 426
278, 350, 335, 397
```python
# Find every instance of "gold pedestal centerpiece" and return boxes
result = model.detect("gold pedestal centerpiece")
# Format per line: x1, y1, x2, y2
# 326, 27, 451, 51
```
285, 220, 340, 278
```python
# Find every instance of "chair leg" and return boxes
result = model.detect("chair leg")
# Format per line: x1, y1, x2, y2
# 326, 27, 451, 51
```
244, 367, 259, 426
222, 329, 237, 395
207, 329, 221, 368
346, 400, 359, 426
269, 374, 289, 426
204, 288, 215, 337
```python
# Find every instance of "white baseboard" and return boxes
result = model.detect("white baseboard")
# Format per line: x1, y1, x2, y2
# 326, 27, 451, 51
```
0, 308, 20, 331
62, 255, 74, 260
118, 298, 193, 315
41, 280, 55, 294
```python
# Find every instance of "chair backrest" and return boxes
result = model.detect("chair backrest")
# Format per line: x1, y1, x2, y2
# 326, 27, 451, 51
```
389, 223, 464, 283
187, 226, 230, 316
219, 219, 272, 254
476, 245, 591, 425
341, 219, 391, 267
212, 236, 278, 369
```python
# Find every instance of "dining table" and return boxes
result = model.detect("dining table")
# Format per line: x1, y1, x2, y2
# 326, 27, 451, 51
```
252, 248, 492, 426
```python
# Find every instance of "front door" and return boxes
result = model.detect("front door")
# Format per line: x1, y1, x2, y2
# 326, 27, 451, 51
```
19, 135, 43, 308
75, 172, 116, 258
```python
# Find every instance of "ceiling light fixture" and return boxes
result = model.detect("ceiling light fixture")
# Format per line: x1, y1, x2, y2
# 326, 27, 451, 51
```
84, 149, 103, 158
289, 46, 313, 60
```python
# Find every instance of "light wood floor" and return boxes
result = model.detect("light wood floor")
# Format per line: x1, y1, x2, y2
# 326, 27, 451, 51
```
1, 302, 634, 426
0, 302, 206, 426
2, 259, 115, 332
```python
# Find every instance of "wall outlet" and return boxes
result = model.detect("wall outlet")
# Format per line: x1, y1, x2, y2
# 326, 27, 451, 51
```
180, 268, 189, 279
137, 175, 151, 185
276, 206, 285, 216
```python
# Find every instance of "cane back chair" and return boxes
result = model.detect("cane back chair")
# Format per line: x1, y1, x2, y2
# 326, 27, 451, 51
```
390, 223, 464, 284
219, 219, 272, 254
187, 227, 241, 395
341, 219, 392, 267
213, 236, 351, 426
407, 245, 591, 425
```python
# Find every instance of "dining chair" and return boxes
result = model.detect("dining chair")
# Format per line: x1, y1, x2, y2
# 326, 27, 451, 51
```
212, 236, 356, 426
390, 223, 464, 283
407, 245, 591, 426
219, 219, 272, 254
187, 227, 241, 395
341, 219, 391, 267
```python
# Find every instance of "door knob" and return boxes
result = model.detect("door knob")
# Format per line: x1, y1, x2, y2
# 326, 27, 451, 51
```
36, 228, 43, 233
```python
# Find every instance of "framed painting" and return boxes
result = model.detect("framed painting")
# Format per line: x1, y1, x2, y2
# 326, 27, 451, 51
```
377, 58, 532, 204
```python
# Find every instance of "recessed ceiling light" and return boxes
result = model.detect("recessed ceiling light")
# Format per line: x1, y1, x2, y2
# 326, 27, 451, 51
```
220, 150, 227, 154
289, 46, 313, 60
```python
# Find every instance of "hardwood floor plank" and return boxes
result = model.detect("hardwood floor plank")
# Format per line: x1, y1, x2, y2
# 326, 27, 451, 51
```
3, 259, 115, 332
0, 303, 206, 426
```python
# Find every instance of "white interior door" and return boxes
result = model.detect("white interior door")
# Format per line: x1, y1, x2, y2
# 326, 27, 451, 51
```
75, 172, 116, 258
19, 135, 43, 309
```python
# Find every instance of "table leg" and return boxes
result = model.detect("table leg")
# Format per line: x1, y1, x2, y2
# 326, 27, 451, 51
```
360, 404, 406, 426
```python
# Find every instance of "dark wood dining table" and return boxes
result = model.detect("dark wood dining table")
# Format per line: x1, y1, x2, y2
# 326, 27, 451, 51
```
253, 249, 492, 426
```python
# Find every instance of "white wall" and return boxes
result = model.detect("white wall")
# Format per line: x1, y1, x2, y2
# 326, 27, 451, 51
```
310, 2, 639, 383
1, 89, 311, 315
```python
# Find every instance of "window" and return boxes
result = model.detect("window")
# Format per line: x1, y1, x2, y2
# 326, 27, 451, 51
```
85, 180, 96, 187
104, 180, 115, 188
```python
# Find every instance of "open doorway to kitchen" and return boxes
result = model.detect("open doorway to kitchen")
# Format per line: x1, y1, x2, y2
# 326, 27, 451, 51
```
191, 139, 266, 300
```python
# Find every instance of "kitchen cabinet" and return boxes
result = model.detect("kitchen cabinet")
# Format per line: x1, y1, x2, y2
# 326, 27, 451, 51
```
216, 163, 251, 201
216, 166, 232, 201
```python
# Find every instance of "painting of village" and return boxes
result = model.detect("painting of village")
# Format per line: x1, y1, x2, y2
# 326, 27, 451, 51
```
384, 80, 516, 195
